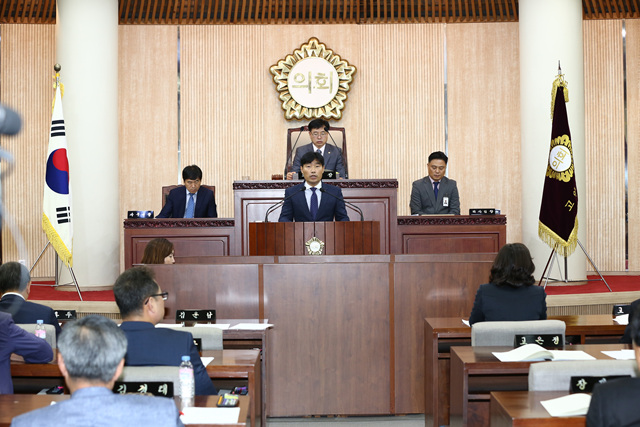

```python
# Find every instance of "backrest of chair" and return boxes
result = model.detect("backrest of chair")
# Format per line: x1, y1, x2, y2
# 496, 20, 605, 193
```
119, 366, 180, 385
161, 185, 216, 208
529, 360, 638, 391
17, 323, 56, 349
182, 326, 223, 350
471, 320, 566, 346
286, 126, 347, 177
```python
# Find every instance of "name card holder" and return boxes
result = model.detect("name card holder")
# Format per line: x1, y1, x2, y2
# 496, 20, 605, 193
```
613, 304, 631, 316
113, 381, 174, 397
53, 309, 77, 321
514, 334, 563, 349
570, 375, 631, 393
175, 309, 216, 324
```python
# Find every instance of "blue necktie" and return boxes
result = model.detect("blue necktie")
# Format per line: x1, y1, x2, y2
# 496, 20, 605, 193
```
433, 182, 439, 200
310, 187, 318, 220
317, 149, 322, 155
185, 193, 195, 218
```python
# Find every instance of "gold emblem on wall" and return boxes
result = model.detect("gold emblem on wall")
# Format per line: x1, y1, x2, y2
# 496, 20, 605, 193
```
270, 38, 357, 120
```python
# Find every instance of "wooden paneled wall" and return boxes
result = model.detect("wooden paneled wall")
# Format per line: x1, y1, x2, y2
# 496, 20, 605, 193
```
0, 21, 636, 276
627, 20, 640, 271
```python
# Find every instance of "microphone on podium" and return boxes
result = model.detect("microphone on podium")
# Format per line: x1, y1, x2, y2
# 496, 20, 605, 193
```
319, 188, 363, 221
264, 186, 306, 223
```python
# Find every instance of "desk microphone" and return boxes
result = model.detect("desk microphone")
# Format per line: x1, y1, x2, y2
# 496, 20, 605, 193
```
319, 188, 363, 221
283, 126, 305, 177
326, 131, 347, 179
264, 186, 306, 222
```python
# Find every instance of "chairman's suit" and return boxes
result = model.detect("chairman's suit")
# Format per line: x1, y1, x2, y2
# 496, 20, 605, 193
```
468, 283, 547, 325
157, 186, 217, 218
278, 183, 350, 222
586, 377, 640, 427
292, 143, 347, 178
0, 312, 53, 394
0, 293, 61, 337
119, 321, 216, 395
10, 386, 184, 427
410, 176, 460, 215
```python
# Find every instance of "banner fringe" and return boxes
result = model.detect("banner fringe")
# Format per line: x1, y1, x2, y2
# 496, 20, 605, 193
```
538, 218, 578, 257
42, 213, 73, 267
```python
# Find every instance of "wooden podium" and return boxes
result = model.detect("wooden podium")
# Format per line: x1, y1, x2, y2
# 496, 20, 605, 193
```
249, 221, 380, 255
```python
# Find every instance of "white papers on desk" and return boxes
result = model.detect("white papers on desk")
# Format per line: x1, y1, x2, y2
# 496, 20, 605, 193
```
602, 349, 635, 360
180, 407, 240, 425
194, 323, 230, 330
229, 323, 273, 330
155, 323, 184, 328
493, 344, 596, 362
461, 319, 470, 327
201, 357, 214, 367
540, 393, 591, 417
614, 314, 629, 325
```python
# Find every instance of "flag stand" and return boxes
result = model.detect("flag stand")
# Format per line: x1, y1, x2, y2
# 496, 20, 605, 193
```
30, 241, 83, 301
538, 239, 612, 292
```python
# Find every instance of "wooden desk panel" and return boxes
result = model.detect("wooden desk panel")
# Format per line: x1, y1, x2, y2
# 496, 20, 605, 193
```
490, 391, 585, 427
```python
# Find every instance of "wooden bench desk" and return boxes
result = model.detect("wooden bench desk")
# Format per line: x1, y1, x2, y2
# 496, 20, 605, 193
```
490, 390, 585, 427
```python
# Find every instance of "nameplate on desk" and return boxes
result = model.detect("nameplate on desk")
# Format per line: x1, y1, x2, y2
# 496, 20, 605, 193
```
469, 208, 495, 215
53, 309, 77, 320
613, 304, 631, 316
113, 381, 174, 397
570, 375, 631, 393
176, 309, 216, 323
514, 334, 563, 349
193, 338, 202, 352
127, 210, 154, 219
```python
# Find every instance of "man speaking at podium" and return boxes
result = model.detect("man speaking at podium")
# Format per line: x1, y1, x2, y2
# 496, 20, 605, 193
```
279, 152, 349, 222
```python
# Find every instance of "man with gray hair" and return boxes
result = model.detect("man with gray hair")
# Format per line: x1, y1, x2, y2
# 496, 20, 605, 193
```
0, 261, 61, 336
11, 315, 184, 426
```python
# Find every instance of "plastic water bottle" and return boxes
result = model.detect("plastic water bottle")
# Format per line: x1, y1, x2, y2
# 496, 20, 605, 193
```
35, 320, 46, 339
179, 355, 195, 408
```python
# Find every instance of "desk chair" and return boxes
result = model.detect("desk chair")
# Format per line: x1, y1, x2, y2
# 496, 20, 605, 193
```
118, 366, 181, 384
471, 320, 566, 346
529, 360, 638, 391
16, 323, 56, 349
182, 327, 223, 350
286, 126, 348, 178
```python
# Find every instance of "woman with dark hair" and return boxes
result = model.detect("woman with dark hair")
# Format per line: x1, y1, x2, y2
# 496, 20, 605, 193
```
141, 238, 175, 264
468, 243, 547, 325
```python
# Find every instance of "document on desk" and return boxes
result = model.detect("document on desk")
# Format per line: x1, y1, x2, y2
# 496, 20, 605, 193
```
181, 407, 240, 424
194, 323, 230, 330
229, 323, 273, 330
155, 323, 184, 328
602, 349, 635, 360
493, 344, 596, 362
540, 393, 591, 417
201, 357, 215, 366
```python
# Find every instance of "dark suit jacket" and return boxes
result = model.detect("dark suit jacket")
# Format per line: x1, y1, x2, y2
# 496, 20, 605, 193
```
0, 294, 61, 337
278, 183, 350, 222
468, 283, 547, 325
587, 377, 640, 427
620, 298, 640, 344
292, 143, 347, 179
0, 312, 53, 394
157, 186, 217, 218
410, 176, 460, 215
119, 321, 217, 395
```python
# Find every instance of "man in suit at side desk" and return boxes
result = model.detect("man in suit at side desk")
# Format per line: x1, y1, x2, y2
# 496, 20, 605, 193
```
157, 164, 217, 218
279, 151, 350, 222
113, 267, 217, 395
586, 309, 640, 427
287, 118, 347, 180
410, 151, 460, 215
0, 262, 61, 337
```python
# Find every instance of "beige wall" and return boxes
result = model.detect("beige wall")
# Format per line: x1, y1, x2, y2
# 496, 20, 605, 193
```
0, 21, 633, 278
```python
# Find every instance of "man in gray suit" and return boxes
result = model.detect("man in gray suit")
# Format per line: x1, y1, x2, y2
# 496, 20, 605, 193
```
11, 315, 183, 427
410, 151, 460, 215
287, 118, 347, 179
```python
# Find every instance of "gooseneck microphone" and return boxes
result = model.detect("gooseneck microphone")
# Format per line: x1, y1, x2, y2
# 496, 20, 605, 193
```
319, 188, 363, 221
264, 186, 306, 222
284, 126, 305, 177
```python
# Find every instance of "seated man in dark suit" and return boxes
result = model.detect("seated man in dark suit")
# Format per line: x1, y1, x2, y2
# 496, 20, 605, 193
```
586, 309, 640, 427
0, 262, 61, 337
113, 267, 217, 395
279, 151, 350, 222
11, 315, 183, 426
287, 118, 347, 179
0, 311, 53, 394
410, 151, 460, 215
157, 165, 217, 218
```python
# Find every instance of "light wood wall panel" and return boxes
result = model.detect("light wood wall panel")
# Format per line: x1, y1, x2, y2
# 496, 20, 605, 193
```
0, 24, 56, 277
627, 20, 640, 271
446, 22, 522, 242
583, 20, 625, 272
118, 25, 178, 263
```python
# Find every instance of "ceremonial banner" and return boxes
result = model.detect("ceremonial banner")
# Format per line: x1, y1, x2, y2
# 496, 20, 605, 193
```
42, 82, 73, 266
538, 75, 578, 257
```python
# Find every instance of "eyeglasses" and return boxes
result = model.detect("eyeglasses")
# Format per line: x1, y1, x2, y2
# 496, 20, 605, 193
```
311, 132, 327, 137
148, 292, 169, 301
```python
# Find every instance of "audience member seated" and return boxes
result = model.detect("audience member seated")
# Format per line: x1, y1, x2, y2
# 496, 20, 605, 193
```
141, 238, 175, 264
620, 298, 640, 344
287, 118, 346, 180
469, 243, 547, 325
0, 311, 53, 394
409, 151, 460, 215
157, 165, 217, 218
587, 309, 640, 427
113, 267, 217, 395
10, 315, 183, 426
279, 151, 349, 222
0, 262, 61, 337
